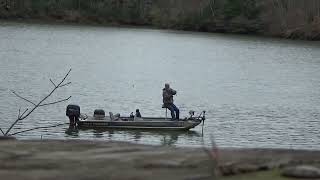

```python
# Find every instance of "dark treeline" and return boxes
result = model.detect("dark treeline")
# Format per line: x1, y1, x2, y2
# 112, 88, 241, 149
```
1, 0, 320, 40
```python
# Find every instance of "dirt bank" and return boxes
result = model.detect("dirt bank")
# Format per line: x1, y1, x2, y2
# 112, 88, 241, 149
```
0, 140, 319, 180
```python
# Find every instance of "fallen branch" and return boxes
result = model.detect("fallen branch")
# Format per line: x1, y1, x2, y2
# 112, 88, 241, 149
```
3, 69, 72, 136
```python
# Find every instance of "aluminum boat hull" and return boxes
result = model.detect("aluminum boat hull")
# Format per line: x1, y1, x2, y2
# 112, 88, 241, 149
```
77, 117, 202, 131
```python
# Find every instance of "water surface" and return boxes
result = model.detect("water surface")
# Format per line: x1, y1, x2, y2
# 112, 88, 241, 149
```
1, 21, 320, 149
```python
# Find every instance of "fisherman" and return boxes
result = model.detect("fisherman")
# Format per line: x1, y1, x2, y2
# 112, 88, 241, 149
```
135, 109, 142, 118
162, 83, 179, 120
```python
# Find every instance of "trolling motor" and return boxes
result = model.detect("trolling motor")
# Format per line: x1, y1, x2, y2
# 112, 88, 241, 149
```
66, 104, 80, 126
188, 110, 206, 121
200, 111, 206, 136
201, 111, 206, 121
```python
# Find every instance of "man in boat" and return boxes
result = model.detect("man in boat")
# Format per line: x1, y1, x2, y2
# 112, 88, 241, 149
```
162, 83, 179, 120
135, 109, 142, 118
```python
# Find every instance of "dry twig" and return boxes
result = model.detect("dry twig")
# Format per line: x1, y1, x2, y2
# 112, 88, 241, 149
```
3, 69, 72, 136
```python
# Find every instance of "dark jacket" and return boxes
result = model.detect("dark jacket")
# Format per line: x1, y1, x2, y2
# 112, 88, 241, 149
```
162, 88, 177, 105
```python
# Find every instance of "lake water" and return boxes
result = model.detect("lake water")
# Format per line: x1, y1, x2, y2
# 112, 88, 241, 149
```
1, 21, 320, 149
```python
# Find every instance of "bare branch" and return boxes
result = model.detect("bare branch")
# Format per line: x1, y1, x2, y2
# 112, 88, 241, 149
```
50, 79, 57, 88
0, 128, 4, 135
58, 69, 72, 87
19, 108, 29, 120
39, 96, 72, 107
11, 90, 36, 106
5, 68, 72, 135
58, 82, 71, 88
17, 108, 21, 119
5, 108, 29, 135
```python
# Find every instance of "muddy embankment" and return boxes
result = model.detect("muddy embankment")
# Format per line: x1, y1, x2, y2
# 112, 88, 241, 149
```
0, 0, 320, 40
0, 139, 320, 180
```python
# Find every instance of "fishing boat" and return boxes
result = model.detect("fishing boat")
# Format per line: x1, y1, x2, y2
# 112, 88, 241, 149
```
66, 104, 205, 131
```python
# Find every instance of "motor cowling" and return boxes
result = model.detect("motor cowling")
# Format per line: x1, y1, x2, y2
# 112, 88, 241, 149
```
66, 104, 80, 125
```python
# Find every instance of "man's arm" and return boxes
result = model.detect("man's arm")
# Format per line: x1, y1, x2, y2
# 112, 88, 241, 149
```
170, 89, 177, 95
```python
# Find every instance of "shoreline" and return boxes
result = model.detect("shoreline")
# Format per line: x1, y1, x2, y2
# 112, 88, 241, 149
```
1, 0, 320, 41
0, 139, 319, 180
1, 18, 318, 43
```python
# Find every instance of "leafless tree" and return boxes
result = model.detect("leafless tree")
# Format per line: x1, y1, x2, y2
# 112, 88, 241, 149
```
0, 69, 72, 136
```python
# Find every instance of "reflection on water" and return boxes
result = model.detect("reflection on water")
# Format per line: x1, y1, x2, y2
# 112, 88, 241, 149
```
93, 130, 104, 138
161, 134, 179, 146
66, 126, 202, 146
64, 125, 79, 137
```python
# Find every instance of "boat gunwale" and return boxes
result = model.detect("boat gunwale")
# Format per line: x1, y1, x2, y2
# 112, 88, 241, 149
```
80, 116, 202, 122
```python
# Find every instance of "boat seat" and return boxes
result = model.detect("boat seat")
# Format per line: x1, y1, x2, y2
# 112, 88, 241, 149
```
94, 114, 105, 120
109, 112, 115, 121
162, 104, 168, 120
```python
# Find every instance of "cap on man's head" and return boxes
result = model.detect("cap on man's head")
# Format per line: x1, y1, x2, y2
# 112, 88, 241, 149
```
165, 83, 170, 88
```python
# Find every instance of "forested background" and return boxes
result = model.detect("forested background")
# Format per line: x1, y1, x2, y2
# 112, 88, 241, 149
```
1, 0, 320, 39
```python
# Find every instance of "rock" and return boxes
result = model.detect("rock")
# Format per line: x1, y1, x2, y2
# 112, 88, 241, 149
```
237, 164, 259, 173
219, 162, 238, 176
281, 165, 320, 178
140, 160, 182, 169
219, 163, 260, 175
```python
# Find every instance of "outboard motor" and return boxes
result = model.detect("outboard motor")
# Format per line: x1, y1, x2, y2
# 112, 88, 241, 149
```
94, 109, 105, 119
66, 104, 80, 125
202, 111, 206, 121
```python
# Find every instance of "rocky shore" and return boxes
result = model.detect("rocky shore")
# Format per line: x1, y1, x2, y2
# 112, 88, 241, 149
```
0, 139, 320, 180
